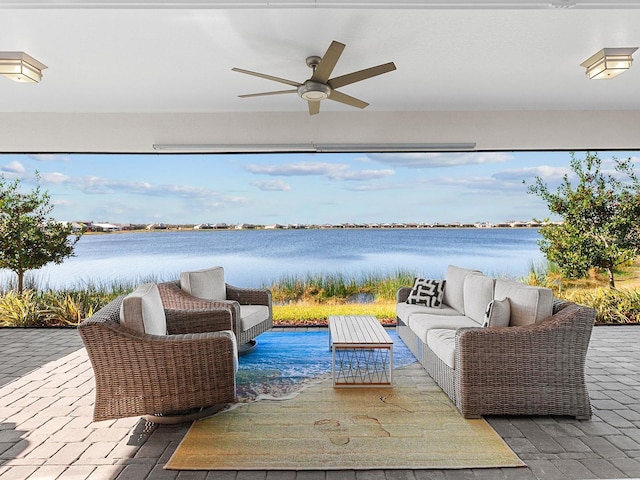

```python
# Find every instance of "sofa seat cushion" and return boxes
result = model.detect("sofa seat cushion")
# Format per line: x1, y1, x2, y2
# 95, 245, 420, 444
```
427, 329, 457, 369
462, 274, 495, 324
410, 314, 480, 343
180, 266, 226, 301
494, 279, 553, 326
442, 265, 481, 314
396, 302, 460, 325
239, 305, 270, 332
120, 283, 167, 336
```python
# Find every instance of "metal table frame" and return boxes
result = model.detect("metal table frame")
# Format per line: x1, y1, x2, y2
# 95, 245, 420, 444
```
328, 315, 393, 388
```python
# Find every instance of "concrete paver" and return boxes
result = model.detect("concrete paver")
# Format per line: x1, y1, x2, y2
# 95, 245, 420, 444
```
0, 326, 639, 479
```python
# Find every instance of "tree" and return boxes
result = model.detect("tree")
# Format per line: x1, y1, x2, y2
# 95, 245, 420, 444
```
527, 152, 640, 288
0, 176, 82, 293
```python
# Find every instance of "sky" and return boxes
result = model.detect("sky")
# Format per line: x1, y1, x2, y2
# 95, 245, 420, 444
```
0, 150, 637, 225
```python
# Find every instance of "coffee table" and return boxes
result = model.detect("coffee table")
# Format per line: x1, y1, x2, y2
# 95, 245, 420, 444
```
328, 315, 393, 388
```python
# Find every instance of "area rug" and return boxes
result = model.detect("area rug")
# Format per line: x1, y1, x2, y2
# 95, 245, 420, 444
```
233, 330, 417, 402
166, 361, 525, 470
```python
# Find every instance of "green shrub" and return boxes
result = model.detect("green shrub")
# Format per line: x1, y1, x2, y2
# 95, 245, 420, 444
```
0, 290, 44, 327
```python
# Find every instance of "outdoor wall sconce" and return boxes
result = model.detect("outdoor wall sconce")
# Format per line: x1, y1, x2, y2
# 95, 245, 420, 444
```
581, 47, 638, 80
0, 51, 47, 83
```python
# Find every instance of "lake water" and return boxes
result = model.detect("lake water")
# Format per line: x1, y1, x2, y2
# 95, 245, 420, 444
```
4, 228, 544, 289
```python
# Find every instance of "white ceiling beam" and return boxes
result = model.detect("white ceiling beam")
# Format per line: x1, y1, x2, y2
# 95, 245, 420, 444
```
2, 0, 640, 9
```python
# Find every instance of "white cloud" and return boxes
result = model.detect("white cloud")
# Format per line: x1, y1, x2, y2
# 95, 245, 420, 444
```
40, 172, 72, 184
246, 162, 349, 177
366, 152, 512, 168
245, 161, 394, 181
2, 161, 25, 174
252, 180, 292, 191
493, 165, 573, 183
331, 169, 395, 181
28, 154, 69, 162
35, 171, 249, 206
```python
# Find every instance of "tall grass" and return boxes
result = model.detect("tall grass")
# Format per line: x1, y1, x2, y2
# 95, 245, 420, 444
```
265, 269, 417, 304
1, 264, 638, 326
273, 303, 396, 325
523, 260, 640, 324
563, 288, 640, 324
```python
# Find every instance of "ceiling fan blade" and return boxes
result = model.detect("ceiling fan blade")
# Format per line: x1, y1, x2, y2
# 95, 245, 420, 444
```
232, 67, 301, 87
327, 90, 369, 109
328, 62, 396, 89
308, 101, 320, 115
310, 40, 346, 84
238, 89, 298, 98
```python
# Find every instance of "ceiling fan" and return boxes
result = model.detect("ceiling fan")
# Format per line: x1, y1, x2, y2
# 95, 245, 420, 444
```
232, 40, 396, 115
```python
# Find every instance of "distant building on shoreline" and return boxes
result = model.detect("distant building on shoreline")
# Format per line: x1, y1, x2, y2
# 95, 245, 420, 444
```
74, 219, 556, 233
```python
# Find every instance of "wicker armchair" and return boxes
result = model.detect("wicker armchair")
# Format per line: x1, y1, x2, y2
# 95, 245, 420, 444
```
159, 267, 273, 349
78, 293, 237, 422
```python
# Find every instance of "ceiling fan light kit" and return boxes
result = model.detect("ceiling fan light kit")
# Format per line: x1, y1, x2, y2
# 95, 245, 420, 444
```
0, 51, 47, 83
581, 47, 638, 79
232, 40, 396, 115
298, 81, 331, 101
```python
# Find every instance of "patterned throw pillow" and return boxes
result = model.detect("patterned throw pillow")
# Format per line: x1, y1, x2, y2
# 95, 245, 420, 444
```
406, 278, 446, 308
483, 297, 511, 328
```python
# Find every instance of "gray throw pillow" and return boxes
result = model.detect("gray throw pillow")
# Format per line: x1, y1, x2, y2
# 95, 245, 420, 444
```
483, 297, 511, 328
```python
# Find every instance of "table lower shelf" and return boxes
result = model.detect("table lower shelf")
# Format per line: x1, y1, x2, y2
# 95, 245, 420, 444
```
332, 345, 393, 388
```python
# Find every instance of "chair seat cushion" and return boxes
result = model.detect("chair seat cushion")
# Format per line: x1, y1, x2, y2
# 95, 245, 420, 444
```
239, 305, 270, 332
427, 329, 457, 369
120, 283, 167, 335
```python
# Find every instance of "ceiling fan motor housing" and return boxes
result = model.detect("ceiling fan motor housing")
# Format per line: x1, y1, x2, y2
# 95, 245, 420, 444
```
298, 80, 331, 101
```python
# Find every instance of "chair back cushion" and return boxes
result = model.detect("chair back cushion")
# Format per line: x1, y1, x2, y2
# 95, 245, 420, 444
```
120, 283, 167, 335
180, 266, 226, 300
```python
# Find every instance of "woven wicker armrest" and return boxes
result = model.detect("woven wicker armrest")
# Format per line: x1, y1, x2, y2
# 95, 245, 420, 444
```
396, 287, 412, 303
158, 281, 239, 334
165, 307, 235, 335
158, 281, 232, 310
226, 284, 272, 306
80, 321, 237, 422
454, 302, 595, 418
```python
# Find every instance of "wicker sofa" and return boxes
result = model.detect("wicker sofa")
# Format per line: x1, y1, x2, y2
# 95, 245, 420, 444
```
79, 285, 238, 422
396, 265, 596, 419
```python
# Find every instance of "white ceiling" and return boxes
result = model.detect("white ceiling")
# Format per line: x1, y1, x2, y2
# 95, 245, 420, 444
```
1, 0, 640, 153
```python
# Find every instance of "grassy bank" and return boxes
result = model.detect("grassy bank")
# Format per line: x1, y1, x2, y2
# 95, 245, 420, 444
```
0, 264, 638, 327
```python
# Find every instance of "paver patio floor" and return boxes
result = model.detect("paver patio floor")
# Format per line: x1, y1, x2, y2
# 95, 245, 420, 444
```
1, 326, 639, 480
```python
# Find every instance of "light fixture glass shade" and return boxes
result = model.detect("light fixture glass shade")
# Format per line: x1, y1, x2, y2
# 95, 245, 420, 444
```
581, 47, 638, 80
0, 52, 47, 83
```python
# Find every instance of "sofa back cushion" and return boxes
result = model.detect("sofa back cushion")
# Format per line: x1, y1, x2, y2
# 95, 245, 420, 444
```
442, 265, 481, 314
462, 274, 495, 325
180, 266, 226, 301
494, 279, 553, 326
120, 283, 167, 335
